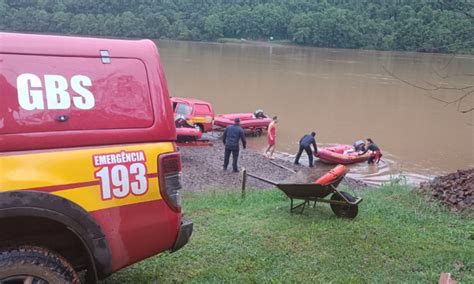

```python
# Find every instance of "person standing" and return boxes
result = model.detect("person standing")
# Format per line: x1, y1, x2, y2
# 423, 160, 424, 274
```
294, 132, 318, 167
264, 116, 278, 159
359, 138, 383, 164
223, 118, 247, 172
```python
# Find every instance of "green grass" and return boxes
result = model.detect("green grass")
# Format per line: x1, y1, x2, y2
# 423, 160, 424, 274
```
104, 186, 474, 283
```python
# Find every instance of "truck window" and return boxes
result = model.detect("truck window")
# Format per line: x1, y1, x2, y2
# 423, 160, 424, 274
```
194, 104, 211, 115
175, 104, 192, 116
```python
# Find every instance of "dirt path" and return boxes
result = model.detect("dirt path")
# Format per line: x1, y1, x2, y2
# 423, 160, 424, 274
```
179, 143, 367, 191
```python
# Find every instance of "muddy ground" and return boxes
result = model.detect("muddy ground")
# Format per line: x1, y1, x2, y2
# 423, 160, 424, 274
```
179, 143, 367, 192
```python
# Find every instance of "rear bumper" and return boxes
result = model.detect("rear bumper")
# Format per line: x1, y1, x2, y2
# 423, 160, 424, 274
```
171, 217, 193, 252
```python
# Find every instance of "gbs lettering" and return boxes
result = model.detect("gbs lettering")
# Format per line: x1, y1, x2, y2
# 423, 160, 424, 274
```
16, 73, 95, 110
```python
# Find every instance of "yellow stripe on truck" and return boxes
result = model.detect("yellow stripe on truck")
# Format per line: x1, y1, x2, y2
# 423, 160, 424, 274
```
188, 116, 212, 124
53, 177, 160, 212
0, 142, 173, 212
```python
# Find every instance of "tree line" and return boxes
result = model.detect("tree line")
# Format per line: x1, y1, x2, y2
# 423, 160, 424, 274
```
0, 0, 472, 54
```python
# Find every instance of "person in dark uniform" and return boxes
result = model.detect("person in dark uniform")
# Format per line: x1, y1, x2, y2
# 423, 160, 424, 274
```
294, 132, 318, 167
359, 138, 383, 164
223, 118, 247, 172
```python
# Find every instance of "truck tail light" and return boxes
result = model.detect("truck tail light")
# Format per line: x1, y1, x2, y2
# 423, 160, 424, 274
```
158, 152, 182, 212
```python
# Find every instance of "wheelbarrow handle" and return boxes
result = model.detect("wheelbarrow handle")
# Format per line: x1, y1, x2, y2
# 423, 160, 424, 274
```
269, 161, 296, 173
243, 171, 279, 186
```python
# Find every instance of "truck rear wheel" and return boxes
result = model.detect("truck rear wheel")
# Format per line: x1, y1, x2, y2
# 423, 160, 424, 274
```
0, 246, 80, 284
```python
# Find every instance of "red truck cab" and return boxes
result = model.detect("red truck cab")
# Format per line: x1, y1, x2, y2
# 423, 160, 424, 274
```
171, 97, 214, 132
0, 32, 192, 283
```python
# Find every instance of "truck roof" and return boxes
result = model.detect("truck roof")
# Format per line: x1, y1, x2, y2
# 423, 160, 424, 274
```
0, 32, 157, 58
171, 97, 211, 105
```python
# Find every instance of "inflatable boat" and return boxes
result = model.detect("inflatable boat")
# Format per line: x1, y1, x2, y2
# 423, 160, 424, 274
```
314, 164, 347, 185
315, 145, 371, 165
175, 117, 202, 142
214, 113, 272, 129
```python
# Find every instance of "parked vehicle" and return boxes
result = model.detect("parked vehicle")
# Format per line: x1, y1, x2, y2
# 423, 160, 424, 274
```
171, 97, 214, 132
0, 32, 192, 283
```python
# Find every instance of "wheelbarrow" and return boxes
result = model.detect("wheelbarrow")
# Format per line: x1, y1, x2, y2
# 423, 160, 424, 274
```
241, 164, 363, 218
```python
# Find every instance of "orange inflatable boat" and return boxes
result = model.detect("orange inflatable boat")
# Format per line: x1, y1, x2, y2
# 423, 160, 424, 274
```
314, 164, 347, 185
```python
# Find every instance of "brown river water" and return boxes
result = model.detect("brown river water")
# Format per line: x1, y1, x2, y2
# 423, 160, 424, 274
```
158, 40, 473, 185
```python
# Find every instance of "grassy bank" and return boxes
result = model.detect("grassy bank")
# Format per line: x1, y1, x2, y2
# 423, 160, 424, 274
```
104, 186, 474, 283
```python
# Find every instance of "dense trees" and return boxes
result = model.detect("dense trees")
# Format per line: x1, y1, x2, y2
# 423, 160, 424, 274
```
0, 0, 472, 54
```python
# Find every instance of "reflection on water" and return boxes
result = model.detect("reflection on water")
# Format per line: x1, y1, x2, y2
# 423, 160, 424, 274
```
160, 40, 474, 185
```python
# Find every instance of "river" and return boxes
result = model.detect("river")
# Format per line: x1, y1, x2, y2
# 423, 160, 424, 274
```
158, 40, 474, 185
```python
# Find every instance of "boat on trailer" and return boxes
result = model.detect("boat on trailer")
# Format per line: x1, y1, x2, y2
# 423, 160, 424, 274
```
214, 111, 272, 136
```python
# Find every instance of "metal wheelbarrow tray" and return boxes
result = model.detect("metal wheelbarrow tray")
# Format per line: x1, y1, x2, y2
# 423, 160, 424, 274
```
243, 168, 363, 218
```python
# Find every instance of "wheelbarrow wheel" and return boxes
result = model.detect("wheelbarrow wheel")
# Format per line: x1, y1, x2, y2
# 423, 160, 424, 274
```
255, 128, 263, 137
330, 191, 358, 219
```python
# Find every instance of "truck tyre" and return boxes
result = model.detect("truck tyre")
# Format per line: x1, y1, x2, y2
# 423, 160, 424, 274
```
0, 246, 80, 284
252, 128, 262, 137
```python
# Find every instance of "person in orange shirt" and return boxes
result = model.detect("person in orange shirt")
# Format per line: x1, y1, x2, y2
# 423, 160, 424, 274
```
265, 116, 278, 159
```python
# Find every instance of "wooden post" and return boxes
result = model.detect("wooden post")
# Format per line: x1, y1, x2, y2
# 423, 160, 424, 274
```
439, 273, 457, 284
241, 168, 247, 199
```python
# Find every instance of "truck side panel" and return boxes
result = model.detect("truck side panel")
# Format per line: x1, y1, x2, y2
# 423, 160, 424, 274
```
1, 54, 155, 135
0, 33, 176, 152
0, 142, 179, 271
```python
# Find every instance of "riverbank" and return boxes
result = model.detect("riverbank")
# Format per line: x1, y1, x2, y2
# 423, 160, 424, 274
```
179, 143, 367, 192
101, 144, 474, 283
216, 38, 292, 47
160, 40, 473, 182
104, 186, 474, 283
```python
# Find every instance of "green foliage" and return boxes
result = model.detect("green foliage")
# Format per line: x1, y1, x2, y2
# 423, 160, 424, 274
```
204, 14, 224, 40
104, 186, 474, 283
0, 0, 472, 54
